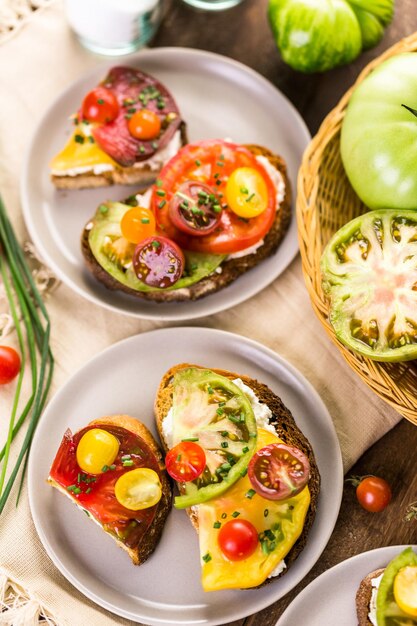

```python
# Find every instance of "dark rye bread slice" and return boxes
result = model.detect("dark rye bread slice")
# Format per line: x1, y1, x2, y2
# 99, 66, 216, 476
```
356, 569, 385, 626
80, 144, 292, 302
51, 122, 188, 190
154, 364, 320, 587
47, 414, 172, 566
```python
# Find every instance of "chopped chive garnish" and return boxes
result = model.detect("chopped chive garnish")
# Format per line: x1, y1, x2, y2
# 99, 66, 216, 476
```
89, 136, 95, 144
242, 446, 249, 453
122, 460, 134, 467
231, 511, 240, 518
215, 179, 222, 186
74, 134, 84, 144
240, 467, 248, 477
141, 218, 150, 224
219, 154, 225, 160
73, 487, 81, 495
152, 240, 161, 249
190, 263, 198, 271
246, 193, 255, 203
245, 489, 256, 499
221, 441, 228, 449
158, 200, 166, 209
67, 485, 76, 492
176, 454, 182, 462
218, 401, 225, 407
213, 521, 221, 529
77, 473, 81, 483
249, 432, 257, 438
152, 141, 159, 149
86, 488, 92, 494
216, 408, 224, 416
214, 173, 220, 179
156, 178, 163, 187
240, 186, 249, 194
97, 98, 104, 105
156, 190, 166, 197
121, 455, 131, 461
181, 437, 199, 442
139, 146, 146, 153
219, 462, 231, 471
102, 465, 109, 472
213, 204, 221, 213
127, 107, 136, 114
207, 386, 214, 394
228, 415, 241, 424
216, 161, 224, 167
221, 512, 227, 519
221, 431, 228, 437
109, 464, 116, 470
202, 553, 212, 563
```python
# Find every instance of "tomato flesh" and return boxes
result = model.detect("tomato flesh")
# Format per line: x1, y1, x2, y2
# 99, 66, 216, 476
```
356, 476, 392, 513
248, 443, 310, 501
165, 441, 206, 482
152, 140, 277, 254
82, 87, 119, 124
132, 236, 185, 288
128, 109, 161, 140
168, 181, 221, 236
217, 519, 258, 561
0, 346, 21, 385
120, 206, 156, 244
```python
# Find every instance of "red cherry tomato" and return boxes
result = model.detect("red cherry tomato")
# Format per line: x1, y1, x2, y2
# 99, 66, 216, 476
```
168, 181, 221, 237
82, 87, 119, 124
128, 109, 161, 140
152, 139, 277, 254
132, 236, 185, 289
218, 519, 259, 561
356, 476, 392, 513
248, 443, 310, 501
165, 442, 206, 482
0, 346, 21, 385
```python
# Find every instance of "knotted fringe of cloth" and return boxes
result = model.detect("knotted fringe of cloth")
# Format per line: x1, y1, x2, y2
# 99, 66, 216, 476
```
0, 0, 56, 44
0, 568, 59, 625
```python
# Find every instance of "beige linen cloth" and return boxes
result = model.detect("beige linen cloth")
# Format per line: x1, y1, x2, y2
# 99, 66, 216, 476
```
0, 2, 402, 625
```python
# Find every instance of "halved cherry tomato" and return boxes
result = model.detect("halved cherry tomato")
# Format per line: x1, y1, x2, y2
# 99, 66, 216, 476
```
226, 167, 268, 218
0, 346, 21, 385
165, 441, 206, 482
132, 236, 185, 289
394, 566, 417, 616
82, 87, 119, 124
128, 109, 161, 140
355, 476, 392, 513
114, 468, 162, 511
76, 428, 119, 474
152, 140, 277, 254
169, 181, 221, 236
217, 519, 258, 561
120, 206, 156, 244
248, 443, 310, 501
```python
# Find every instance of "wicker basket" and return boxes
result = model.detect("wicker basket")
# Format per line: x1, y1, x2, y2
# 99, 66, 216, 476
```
297, 33, 417, 426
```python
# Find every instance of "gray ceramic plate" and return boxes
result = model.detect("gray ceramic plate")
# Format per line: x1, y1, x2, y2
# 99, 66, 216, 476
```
21, 47, 310, 321
28, 327, 342, 625
276, 545, 417, 626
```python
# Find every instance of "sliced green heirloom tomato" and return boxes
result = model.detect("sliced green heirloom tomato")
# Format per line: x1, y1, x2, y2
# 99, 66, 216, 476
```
376, 548, 417, 626
321, 210, 417, 362
170, 368, 257, 509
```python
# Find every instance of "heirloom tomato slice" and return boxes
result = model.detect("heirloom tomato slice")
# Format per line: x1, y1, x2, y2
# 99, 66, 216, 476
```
152, 140, 276, 254
321, 210, 417, 361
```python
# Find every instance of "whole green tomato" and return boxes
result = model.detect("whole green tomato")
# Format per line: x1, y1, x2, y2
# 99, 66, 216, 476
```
341, 53, 417, 210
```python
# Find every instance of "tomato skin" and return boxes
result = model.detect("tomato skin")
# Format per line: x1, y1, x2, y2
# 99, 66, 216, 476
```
132, 236, 185, 289
120, 206, 156, 244
0, 346, 21, 385
82, 87, 119, 124
217, 519, 258, 561
169, 181, 221, 236
128, 109, 161, 140
248, 443, 310, 501
226, 167, 268, 218
165, 442, 206, 482
356, 476, 392, 513
152, 140, 277, 254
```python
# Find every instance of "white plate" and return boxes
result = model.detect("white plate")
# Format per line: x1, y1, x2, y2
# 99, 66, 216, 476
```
21, 47, 310, 321
276, 545, 417, 626
28, 327, 342, 625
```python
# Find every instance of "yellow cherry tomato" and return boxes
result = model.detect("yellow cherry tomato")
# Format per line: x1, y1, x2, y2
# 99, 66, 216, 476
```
225, 167, 268, 218
115, 467, 162, 511
394, 566, 417, 616
76, 428, 119, 474
120, 206, 156, 244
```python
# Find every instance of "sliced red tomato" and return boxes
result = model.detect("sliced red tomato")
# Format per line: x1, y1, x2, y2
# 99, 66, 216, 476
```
152, 140, 277, 254
217, 519, 259, 561
248, 443, 310, 501
165, 441, 206, 482
81, 87, 119, 124
132, 236, 184, 288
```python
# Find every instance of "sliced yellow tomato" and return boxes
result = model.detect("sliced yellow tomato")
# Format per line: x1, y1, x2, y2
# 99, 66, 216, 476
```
120, 206, 156, 243
394, 565, 417, 616
76, 428, 119, 474
115, 468, 162, 511
226, 167, 268, 218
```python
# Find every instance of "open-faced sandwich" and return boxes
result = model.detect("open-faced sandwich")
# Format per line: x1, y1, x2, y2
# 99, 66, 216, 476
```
50, 66, 186, 189
154, 364, 319, 591
82, 139, 291, 302
48, 415, 172, 565
356, 547, 417, 626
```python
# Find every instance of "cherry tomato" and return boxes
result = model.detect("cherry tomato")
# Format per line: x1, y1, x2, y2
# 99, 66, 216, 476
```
0, 346, 21, 385
152, 140, 277, 254
226, 167, 269, 218
76, 428, 120, 474
82, 87, 119, 124
120, 206, 156, 244
248, 443, 310, 501
217, 519, 259, 561
115, 468, 162, 511
355, 476, 392, 513
128, 109, 161, 140
165, 441, 206, 482
169, 181, 221, 236
132, 236, 185, 289
394, 566, 417, 616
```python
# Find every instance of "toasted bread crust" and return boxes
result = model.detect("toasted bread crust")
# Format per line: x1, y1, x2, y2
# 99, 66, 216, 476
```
51, 123, 188, 190
48, 414, 172, 566
356, 569, 385, 626
154, 364, 320, 587
81, 144, 292, 302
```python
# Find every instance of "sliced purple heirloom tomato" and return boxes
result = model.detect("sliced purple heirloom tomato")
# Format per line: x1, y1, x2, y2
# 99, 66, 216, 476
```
91, 67, 181, 167
168, 181, 222, 237
132, 236, 185, 289
248, 443, 310, 501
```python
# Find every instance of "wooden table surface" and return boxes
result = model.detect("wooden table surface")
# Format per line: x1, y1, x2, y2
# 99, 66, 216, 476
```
153, 2, 417, 624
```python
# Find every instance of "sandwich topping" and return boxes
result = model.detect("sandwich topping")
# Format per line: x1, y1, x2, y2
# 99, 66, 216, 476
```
371, 548, 417, 626
49, 423, 164, 549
